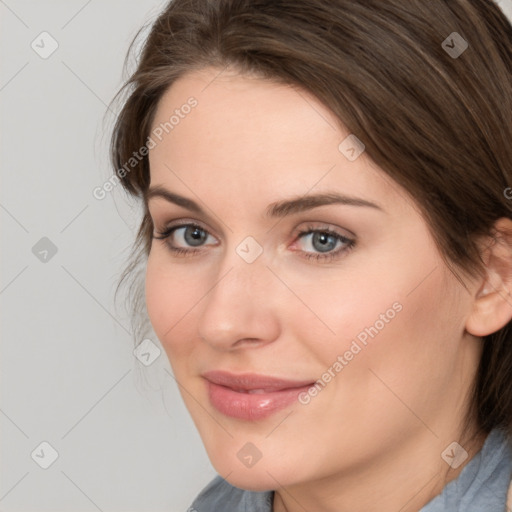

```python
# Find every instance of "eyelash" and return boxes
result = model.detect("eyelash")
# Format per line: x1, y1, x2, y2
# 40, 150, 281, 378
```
152, 222, 356, 263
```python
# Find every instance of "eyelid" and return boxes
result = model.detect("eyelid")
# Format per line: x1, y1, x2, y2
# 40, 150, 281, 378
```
153, 216, 354, 238
153, 220, 351, 243
149, 203, 229, 233
291, 221, 356, 241
154, 218, 216, 237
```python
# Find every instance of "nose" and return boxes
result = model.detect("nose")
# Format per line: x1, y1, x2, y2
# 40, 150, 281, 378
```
196, 249, 281, 351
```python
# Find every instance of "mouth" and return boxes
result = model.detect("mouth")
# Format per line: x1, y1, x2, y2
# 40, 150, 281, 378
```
202, 370, 315, 421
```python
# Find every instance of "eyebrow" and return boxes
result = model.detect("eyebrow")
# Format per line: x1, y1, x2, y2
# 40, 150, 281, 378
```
145, 185, 384, 218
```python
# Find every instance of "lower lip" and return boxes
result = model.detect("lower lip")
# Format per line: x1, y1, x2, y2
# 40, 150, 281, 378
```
206, 381, 313, 421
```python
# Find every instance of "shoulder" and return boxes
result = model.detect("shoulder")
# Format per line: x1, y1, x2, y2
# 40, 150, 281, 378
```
421, 428, 512, 511
188, 475, 273, 512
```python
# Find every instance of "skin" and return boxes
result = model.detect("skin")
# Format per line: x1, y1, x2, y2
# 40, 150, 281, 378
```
144, 66, 511, 512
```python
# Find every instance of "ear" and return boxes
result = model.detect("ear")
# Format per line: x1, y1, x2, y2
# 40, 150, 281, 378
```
465, 217, 512, 337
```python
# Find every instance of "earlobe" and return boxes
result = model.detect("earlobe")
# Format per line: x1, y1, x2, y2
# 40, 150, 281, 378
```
465, 217, 512, 338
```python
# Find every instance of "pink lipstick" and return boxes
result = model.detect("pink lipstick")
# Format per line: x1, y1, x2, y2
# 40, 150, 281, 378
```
203, 370, 314, 421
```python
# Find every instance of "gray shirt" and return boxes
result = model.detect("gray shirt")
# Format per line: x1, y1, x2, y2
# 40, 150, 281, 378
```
189, 428, 512, 511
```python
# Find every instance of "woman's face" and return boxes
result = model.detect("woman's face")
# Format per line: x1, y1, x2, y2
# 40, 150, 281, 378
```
145, 67, 482, 491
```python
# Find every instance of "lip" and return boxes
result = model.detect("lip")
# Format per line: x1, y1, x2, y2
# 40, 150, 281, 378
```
202, 370, 315, 421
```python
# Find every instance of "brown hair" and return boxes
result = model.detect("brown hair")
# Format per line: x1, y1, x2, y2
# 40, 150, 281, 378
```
109, 0, 512, 441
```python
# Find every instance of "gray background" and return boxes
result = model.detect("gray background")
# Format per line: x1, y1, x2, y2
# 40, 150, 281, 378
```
1, 1, 511, 511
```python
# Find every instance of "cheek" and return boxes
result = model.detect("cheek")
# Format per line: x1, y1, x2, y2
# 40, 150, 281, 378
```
321, 264, 464, 418
145, 254, 197, 360
306, 249, 459, 388
145, 256, 167, 339
280, 263, 403, 366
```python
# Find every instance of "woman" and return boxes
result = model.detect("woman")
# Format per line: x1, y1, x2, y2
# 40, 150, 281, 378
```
109, 0, 512, 510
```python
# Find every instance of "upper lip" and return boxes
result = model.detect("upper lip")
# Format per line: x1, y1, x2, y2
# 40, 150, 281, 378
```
202, 370, 315, 392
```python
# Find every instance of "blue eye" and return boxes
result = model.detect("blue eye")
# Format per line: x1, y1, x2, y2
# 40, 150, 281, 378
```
294, 225, 356, 262
172, 225, 208, 247
152, 222, 356, 262
153, 223, 215, 256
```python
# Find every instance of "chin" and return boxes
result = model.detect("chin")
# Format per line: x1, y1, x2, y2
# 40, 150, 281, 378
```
208, 451, 299, 492
222, 469, 278, 492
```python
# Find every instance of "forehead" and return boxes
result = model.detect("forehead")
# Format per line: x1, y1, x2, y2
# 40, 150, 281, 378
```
147, 67, 409, 214
150, 67, 343, 156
